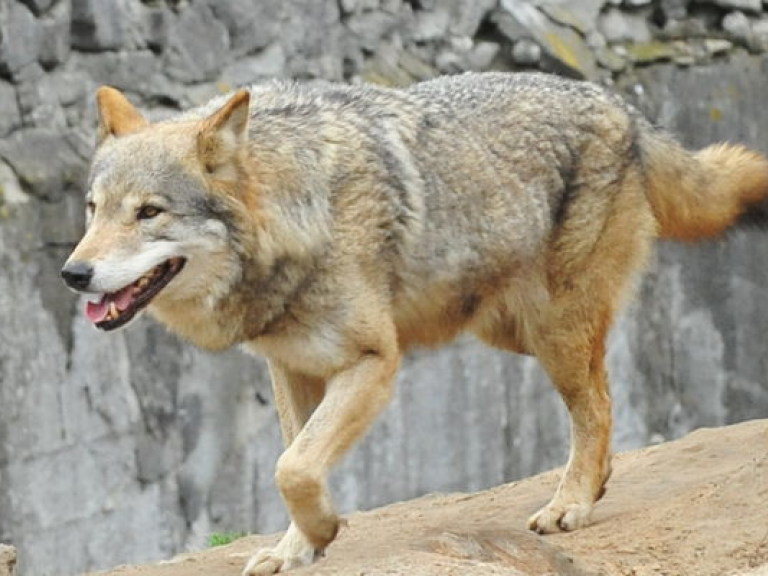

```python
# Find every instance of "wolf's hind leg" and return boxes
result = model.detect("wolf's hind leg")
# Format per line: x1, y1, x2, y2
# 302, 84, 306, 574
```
527, 306, 614, 533
526, 162, 655, 533
528, 155, 657, 533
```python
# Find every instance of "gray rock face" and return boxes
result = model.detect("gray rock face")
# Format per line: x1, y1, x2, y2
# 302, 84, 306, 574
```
1, 1, 768, 575
163, 3, 230, 83
695, 0, 762, 12
497, 0, 599, 78
0, 2, 41, 76
599, 7, 653, 44
70, 0, 127, 52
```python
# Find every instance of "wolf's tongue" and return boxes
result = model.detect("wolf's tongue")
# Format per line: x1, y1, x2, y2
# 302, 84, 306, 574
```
114, 287, 135, 311
85, 286, 136, 324
86, 298, 110, 323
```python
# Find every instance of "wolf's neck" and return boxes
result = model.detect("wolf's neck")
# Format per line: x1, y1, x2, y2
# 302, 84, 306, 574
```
148, 252, 316, 351
221, 251, 320, 342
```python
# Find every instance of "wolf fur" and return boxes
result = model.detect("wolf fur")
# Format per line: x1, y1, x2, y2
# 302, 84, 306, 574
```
61, 72, 768, 575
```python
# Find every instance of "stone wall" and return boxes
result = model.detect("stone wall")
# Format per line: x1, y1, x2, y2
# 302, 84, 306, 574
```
1, 0, 768, 574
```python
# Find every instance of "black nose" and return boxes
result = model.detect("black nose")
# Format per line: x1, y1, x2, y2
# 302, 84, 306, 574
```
61, 261, 94, 291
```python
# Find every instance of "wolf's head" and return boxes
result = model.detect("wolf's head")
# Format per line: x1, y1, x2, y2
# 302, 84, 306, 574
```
61, 86, 255, 332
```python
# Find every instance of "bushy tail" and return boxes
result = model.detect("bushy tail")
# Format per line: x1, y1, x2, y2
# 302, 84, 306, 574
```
641, 129, 768, 241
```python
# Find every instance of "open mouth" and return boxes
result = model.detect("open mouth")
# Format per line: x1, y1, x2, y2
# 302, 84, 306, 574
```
86, 257, 186, 331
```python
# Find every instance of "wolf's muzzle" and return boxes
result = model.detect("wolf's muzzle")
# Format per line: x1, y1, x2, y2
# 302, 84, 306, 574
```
61, 261, 94, 291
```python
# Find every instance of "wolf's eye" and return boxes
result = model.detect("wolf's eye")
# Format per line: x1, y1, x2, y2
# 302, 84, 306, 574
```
86, 201, 96, 214
137, 205, 164, 220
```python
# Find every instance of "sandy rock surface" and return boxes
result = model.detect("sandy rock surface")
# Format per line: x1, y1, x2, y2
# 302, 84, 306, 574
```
92, 419, 768, 576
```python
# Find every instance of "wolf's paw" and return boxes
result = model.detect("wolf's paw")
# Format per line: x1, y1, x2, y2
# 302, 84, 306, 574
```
527, 501, 593, 534
241, 547, 319, 575
241, 523, 319, 575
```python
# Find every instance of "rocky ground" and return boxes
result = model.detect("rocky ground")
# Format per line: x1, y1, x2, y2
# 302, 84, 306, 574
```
91, 419, 768, 576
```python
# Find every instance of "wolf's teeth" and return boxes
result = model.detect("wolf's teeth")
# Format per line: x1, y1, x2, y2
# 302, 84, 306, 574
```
137, 276, 150, 289
109, 301, 119, 319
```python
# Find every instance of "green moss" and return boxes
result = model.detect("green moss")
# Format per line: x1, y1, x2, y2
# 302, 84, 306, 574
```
544, 32, 583, 73
0, 186, 7, 220
209, 531, 247, 548
625, 42, 677, 64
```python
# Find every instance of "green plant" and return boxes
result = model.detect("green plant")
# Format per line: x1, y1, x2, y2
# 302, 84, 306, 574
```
208, 531, 247, 548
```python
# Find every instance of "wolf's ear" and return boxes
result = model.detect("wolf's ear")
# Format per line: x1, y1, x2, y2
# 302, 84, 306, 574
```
198, 89, 251, 175
96, 86, 148, 145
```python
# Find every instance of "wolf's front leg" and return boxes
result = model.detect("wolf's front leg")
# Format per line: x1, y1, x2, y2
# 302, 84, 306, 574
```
243, 523, 317, 575
243, 361, 325, 575
243, 345, 400, 575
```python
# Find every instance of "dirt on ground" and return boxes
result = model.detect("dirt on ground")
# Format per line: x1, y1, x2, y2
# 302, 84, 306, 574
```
95, 419, 768, 576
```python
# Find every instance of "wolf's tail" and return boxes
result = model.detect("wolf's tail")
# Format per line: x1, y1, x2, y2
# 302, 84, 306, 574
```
640, 127, 768, 241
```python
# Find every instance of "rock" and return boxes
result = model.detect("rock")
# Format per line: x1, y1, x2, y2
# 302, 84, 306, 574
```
0, 81, 21, 138
722, 10, 754, 48
0, 545, 16, 576
624, 40, 679, 63
221, 43, 287, 86
359, 54, 415, 86
693, 0, 762, 12
0, 1, 41, 76
163, 3, 230, 83
380, 0, 402, 14
449, 35, 473, 53
0, 128, 87, 201
448, 0, 498, 37
466, 41, 500, 69
135, 431, 181, 484
512, 38, 542, 65
498, 0, 599, 79
139, 4, 170, 53
279, 0, 344, 80
660, 0, 690, 20
537, 0, 606, 35
72, 50, 161, 95
435, 49, 462, 72
412, 6, 451, 41
18, 0, 53, 15
398, 50, 438, 80
704, 38, 734, 55
205, 0, 281, 57
342, 0, 380, 11
38, 0, 70, 69
599, 7, 653, 44
596, 46, 627, 71
586, 30, 607, 49
346, 10, 401, 51
70, 0, 127, 51
752, 16, 768, 50
14, 63, 68, 128
661, 16, 714, 39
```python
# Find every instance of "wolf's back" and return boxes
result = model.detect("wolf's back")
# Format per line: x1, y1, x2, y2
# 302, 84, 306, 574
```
639, 126, 768, 240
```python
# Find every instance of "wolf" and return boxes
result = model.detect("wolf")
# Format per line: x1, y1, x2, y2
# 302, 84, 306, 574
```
61, 72, 768, 575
